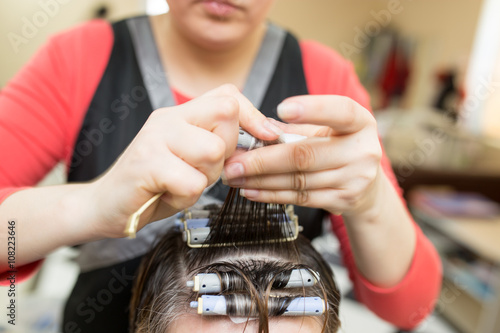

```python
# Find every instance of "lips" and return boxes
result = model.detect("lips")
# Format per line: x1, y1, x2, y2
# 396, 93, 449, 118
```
201, 0, 241, 17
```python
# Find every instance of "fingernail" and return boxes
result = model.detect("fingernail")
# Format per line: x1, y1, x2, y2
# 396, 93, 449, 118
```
277, 102, 303, 120
240, 189, 259, 198
223, 163, 244, 179
263, 118, 283, 136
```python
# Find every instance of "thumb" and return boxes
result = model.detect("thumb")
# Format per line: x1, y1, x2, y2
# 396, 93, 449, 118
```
205, 84, 283, 140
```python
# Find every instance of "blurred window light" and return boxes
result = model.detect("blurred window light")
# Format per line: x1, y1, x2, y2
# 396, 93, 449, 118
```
464, 0, 500, 134
146, 0, 169, 15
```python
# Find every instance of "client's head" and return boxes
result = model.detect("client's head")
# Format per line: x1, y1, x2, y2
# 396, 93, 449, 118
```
130, 199, 341, 333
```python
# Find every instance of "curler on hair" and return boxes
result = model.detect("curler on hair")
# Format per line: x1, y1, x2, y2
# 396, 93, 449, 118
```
188, 268, 319, 294
191, 295, 325, 317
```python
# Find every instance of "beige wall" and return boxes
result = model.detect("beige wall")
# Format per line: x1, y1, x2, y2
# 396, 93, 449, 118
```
0, 0, 144, 87
268, 0, 483, 108
1, 0, 483, 110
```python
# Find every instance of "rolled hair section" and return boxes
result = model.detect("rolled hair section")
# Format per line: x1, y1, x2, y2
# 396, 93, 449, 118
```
192, 294, 319, 317
130, 229, 341, 333
130, 189, 341, 333
190, 262, 319, 293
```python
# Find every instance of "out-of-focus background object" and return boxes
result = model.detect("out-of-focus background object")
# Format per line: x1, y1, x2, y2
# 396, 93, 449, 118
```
1, 0, 500, 332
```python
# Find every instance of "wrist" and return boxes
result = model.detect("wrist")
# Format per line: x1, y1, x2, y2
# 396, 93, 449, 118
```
342, 167, 389, 226
58, 183, 103, 244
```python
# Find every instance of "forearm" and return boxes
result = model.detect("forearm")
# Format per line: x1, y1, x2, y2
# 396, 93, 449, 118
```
0, 184, 98, 267
342, 169, 416, 288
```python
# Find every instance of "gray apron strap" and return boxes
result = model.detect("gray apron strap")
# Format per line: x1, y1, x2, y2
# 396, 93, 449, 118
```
207, 24, 287, 200
126, 16, 286, 109
76, 194, 222, 273
126, 16, 176, 109
241, 23, 286, 108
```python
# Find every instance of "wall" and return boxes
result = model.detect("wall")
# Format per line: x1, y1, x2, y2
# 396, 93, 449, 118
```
0, 0, 146, 185
0, 1, 484, 110
0, 0, 144, 87
268, 0, 483, 109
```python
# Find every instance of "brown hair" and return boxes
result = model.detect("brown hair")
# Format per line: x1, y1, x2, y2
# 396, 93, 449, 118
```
130, 191, 340, 332
130, 231, 340, 332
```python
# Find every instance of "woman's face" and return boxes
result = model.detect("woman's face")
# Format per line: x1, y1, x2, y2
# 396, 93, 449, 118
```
167, 314, 323, 332
165, 0, 275, 50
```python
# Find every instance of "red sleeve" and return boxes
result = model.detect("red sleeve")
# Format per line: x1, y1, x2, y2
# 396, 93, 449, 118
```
301, 40, 442, 329
0, 20, 114, 284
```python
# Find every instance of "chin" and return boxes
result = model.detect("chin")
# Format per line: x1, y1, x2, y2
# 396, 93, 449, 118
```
168, 0, 265, 51
197, 28, 247, 50
187, 19, 253, 50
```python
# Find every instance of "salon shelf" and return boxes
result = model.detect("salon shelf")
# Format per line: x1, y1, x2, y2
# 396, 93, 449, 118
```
409, 188, 500, 333
439, 278, 483, 333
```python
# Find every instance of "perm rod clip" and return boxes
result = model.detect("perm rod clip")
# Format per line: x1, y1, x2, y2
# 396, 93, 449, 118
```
190, 295, 325, 316
182, 216, 302, 248
186, 269, 320, 293
179, 205, 302, 248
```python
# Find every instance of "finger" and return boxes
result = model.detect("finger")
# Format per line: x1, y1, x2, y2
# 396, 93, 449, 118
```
267, 118, 327, 138
204, 84, 283, 140
146, 152, 209, 209
176, 94, 240, 158
123, 147, 210, 229
223, 169, 343, 191
179, 92, 237, 131
223, 137, 352, 178
277, 95, 375, 135
166, 123, 226, 184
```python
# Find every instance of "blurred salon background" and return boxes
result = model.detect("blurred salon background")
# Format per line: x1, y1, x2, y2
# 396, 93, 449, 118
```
1, 0, 500, 332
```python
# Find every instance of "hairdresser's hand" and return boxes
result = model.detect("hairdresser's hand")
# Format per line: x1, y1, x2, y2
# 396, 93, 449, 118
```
87, 85, 280, 238
222, 95, 384, 217
223, 95, 420, 289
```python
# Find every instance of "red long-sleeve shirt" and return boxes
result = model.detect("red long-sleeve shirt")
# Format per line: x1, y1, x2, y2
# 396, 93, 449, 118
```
0, 19, 441, 330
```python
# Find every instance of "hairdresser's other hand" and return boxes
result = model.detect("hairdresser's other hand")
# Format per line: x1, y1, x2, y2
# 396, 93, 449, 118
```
87, 84, 280, 238
222, 95, 384, 218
